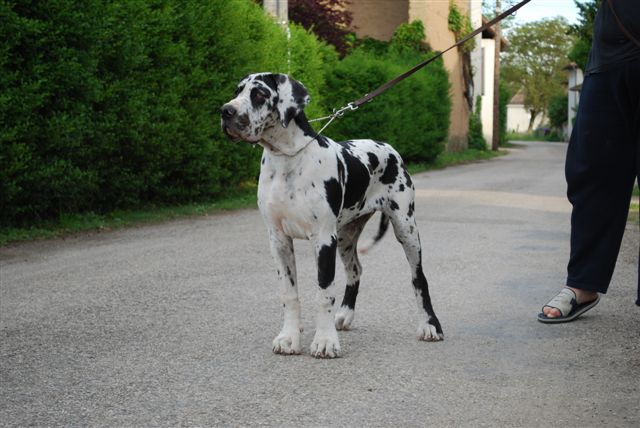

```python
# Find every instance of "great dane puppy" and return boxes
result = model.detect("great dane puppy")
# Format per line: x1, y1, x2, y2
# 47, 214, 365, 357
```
221, 73, 443, 358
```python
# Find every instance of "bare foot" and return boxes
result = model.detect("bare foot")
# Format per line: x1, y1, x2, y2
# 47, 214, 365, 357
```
543, 287, 598, 318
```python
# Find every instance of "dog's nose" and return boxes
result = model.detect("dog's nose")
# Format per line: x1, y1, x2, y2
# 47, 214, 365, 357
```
221, 104, 236, 119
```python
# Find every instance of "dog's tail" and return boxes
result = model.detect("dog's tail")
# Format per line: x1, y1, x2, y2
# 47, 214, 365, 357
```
359, 213, 390, 255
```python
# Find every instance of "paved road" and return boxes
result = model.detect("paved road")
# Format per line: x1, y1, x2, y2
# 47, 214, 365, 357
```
1, 141, 638, 427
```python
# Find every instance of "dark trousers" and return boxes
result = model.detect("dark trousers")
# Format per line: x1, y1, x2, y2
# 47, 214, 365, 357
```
565, 56, 640, 303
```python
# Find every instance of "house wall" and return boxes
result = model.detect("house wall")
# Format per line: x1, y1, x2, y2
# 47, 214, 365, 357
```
348, 0, 409, 41
469, 0, 483, 107
506, 104, 545, 133
409, 0, 470, 151
567, 67, 583, 139
480, 38, 494, 147
347, 0, 471, 152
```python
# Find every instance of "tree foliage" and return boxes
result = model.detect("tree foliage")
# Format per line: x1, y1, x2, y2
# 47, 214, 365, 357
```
0, 0, 332, 226
323, 24, 451, 162
568, 0, 599, 70
1, 0, 452, 228
501, 17, 574, 131
288, 0, 353, 55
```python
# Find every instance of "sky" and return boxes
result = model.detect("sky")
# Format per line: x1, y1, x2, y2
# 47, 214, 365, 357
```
509, 0, 581, 25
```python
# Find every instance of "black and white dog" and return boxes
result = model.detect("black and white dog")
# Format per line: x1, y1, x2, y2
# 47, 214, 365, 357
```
221, 73, 443, 358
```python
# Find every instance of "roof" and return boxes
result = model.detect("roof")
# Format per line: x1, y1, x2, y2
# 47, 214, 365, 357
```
508, 88, 526, 105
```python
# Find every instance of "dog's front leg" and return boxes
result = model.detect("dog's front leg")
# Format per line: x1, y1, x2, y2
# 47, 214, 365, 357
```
310, 232, 341, 358
269, 230, 302, 355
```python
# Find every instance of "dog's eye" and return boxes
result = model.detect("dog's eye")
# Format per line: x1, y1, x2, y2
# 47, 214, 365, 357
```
256, 89, 269, 100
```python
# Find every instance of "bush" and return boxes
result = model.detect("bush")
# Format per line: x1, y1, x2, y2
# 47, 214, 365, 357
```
1, 1, 451, 229
0, 0, 331, 227
468, 96, 486, 150
321, 24, 451, 163
548, 92, 568, 130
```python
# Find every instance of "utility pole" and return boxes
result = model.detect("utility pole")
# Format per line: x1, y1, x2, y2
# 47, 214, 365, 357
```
491, 0, 502, 151
263, 0, 290, 73
263, 0, 288, 27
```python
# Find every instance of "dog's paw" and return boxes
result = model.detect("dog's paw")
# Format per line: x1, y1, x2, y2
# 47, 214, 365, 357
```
334, 306, 355, 330
310, 330, 341, 358
416, 320, 444, 342
272, 331, 302, 355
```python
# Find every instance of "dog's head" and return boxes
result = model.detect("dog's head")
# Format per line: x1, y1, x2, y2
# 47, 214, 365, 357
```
220, 73, 311, 143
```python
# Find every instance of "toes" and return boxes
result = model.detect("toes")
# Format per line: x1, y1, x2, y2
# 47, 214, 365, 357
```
417, 322, 444, 342
310, 334, 341, 358
334, 307, 354, 331
272, 334, 301, 355
543, 306, 561, 318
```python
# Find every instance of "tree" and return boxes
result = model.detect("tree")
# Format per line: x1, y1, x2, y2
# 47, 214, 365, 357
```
501, 18, 574, 132
568, 0, 598, 70
288, 0, 353, 55
255, 0, 352, 55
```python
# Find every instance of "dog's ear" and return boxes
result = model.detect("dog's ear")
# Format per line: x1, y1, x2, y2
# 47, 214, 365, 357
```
274, 74, 310, 128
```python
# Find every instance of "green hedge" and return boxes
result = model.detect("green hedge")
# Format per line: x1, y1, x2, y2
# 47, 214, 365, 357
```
321, 31, 450, 163
1, 1, 449, 229
0, 0, 331, 227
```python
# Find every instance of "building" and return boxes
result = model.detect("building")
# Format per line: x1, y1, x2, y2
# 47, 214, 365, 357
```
506, 88, 545, 134
564, 62, 584, 139
347, 0, 473, 151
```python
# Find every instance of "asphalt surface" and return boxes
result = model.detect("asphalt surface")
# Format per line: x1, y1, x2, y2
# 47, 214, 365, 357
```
1, 141, 638, 427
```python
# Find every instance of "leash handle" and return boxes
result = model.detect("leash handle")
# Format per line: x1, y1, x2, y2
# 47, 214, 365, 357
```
352, 0, 532, 107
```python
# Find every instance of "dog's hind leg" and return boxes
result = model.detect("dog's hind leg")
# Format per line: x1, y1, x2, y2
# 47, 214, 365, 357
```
387, 205, 444, 342
269, 230, 302, 355
335, 214, 373, 330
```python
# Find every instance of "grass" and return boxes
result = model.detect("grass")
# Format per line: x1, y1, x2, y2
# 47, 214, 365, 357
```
406, 147, 505, 175
0, 148, 505, 246
629, 202, 639, 223
0, 187, 257, 246
630, 184, 640, 223
506, 131, 566, 143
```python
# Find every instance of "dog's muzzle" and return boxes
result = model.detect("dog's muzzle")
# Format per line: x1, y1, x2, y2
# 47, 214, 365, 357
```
221, 103, 255, 144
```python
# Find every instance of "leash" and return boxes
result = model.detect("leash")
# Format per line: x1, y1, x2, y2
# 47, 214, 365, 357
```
310, 0, 532, 131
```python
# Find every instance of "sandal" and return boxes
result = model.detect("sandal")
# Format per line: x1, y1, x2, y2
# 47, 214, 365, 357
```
537, 288, 600, 324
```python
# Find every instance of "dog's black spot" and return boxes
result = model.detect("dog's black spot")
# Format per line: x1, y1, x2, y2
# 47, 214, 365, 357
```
255, 74, 278, 92
389, 200, 399, 211
261, 157, 265, 165
338, 144, 369, 209
407, 201, 415, 217
380, 154, 398, 184
399, 184, 405, 192
235, 84, 246, 96
324, 178, 342, 217
330, 297, 335, 306
336, 156, 346, 185
403, 167, 413, 188
283, 106, 297, 126
412, 264, 442, 334
367, 152, 379, 174
317, 236, 337, 289
290, 79, 309, 107
341, 280, 360, 309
